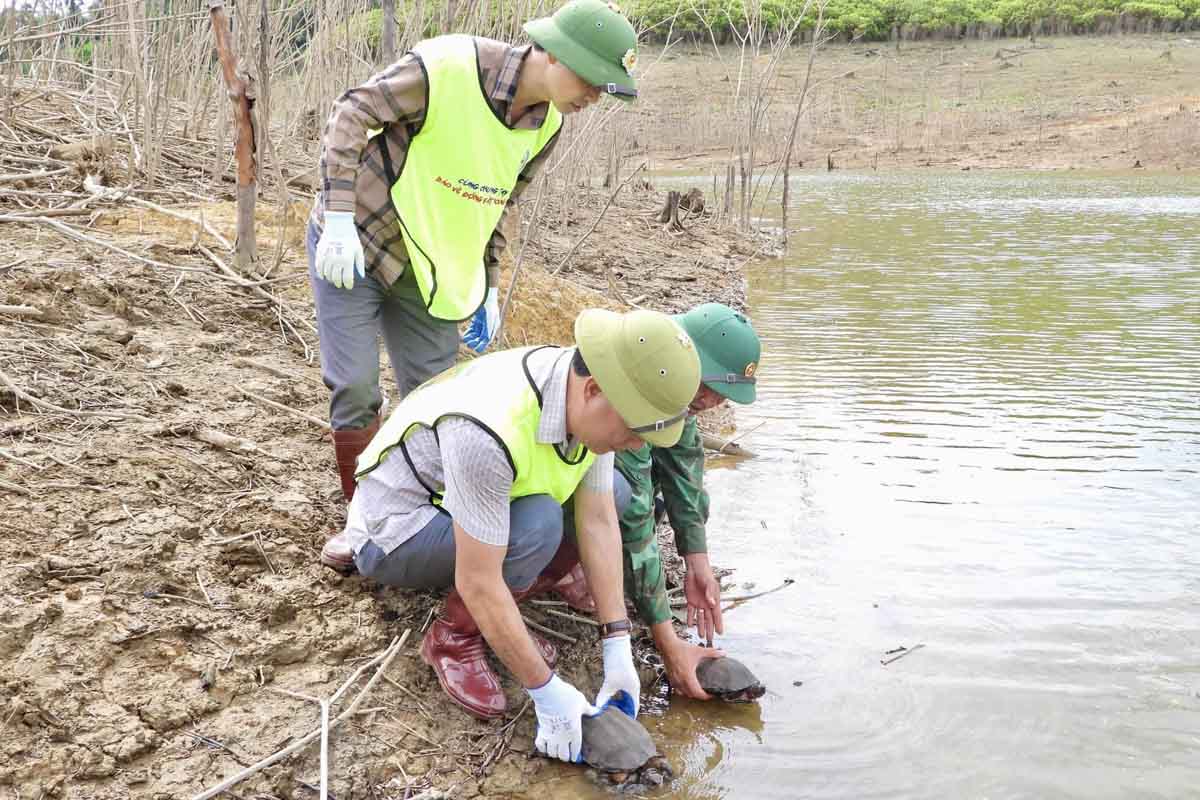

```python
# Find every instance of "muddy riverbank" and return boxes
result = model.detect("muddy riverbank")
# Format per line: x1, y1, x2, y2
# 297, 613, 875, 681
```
0, 165, 756, 799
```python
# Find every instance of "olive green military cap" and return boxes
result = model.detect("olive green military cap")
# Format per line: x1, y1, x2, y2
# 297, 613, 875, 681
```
674, 303, 761, 404
524, 0, 639, 100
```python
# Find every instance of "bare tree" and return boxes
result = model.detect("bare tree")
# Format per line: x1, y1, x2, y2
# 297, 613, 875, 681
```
781, 1, 829, 250
381, 0, 396, 63
208, 0, 258, 274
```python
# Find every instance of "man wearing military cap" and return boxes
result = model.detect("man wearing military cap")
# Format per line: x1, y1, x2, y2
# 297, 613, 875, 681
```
320, 308, 699, 763
308, 0, 641, 512
548, 303, 763, 700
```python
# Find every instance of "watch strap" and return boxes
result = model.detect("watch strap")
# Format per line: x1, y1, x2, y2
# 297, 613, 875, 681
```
597, 618, 632, 639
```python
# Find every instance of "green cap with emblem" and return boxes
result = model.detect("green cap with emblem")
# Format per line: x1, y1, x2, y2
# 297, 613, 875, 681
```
524, 0, 639, 101
674, 303, 761, 404
575, 308, 700, 447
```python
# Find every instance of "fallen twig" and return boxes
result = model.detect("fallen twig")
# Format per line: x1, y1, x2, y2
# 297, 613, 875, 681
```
701, 431, 756, 458
210, 530, 257, 546
253, 531, 277, 575
195, 570, 216, 609
671, 578, 796, 612
0, 364, 151, 422
192, 427, 260, 454
0, 166, 72, 184
232, 385, 329, 430
0, 214, 212, 274
535, 606, 599, 627
0, 477, 32, 496
233, 356, 323, 386
192, 632, 410, 800
551, 162, 647, 276
142, 589, 212, 610
0, 447, 42, 470
713, 421, 766, 455
0, 304, 44, 318
881, 643, 925, 666
521, 614, 577, 645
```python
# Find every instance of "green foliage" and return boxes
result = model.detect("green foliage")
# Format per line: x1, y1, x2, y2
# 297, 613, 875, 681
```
627, 0, 1200, 38
73, 39, 93, 65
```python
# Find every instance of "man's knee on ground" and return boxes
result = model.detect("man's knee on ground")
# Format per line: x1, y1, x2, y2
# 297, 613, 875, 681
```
353, 540, 389, 582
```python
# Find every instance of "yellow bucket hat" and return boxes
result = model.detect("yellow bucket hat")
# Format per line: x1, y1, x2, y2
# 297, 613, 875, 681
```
575, 308, 701, 447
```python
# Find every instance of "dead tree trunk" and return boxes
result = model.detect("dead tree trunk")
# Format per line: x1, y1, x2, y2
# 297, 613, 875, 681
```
782, 11, 824, 252
381, 0, 397, 63
257, 0, 271, 198
658, 191, 684, 232
208, 0, 258, 274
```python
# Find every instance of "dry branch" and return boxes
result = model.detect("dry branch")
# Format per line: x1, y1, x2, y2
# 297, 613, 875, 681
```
0, 305, 44, 319
191, 632, 411, 800
551, 162, 647, 276
231, 385, 329, 430
0, 364, 150, 422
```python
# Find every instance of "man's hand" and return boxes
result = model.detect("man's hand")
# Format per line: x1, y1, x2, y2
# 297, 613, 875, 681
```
528, 674, 599, 763
462, 288, 500, 353
314, 211, 366, 290
683, 552, 723, 644
595, 634, 641, 718
651, 621, 725, 700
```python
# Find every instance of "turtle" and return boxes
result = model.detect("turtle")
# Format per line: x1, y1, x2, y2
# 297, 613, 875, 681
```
580, 706, 674, 791
696, 657, 766, 702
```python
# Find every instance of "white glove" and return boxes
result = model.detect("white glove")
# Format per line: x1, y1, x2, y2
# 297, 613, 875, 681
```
462, 287, 501, 353
314, 211, 365, 290
595, 634, 641, 718
528, 674, 599, 763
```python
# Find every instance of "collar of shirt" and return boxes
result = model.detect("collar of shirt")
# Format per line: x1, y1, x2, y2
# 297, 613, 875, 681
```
533, 348, 584, 459
488, 42, 549, 129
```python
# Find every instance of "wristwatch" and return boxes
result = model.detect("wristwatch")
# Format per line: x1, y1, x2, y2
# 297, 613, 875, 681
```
598, 618, 632, 639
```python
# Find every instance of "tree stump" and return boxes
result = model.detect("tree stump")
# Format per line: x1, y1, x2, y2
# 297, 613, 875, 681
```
678, 187, 705, 215
658, 191, 685, 232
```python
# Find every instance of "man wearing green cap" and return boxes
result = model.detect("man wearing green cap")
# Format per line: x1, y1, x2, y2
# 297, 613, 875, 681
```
308, 0, 641, 533
321, 308, 699, 762
551, 303, 762, 700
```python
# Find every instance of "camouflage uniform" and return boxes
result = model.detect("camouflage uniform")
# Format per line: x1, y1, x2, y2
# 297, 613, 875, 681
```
614, 415, 709, 625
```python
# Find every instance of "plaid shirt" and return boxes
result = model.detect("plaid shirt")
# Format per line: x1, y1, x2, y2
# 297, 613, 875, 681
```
309, 38, 559, 289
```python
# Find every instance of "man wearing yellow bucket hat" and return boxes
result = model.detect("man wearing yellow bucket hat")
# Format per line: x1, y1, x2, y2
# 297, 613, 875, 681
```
321, 308, 698, 763
547, 303, 763, 700
308, 0, 641, 511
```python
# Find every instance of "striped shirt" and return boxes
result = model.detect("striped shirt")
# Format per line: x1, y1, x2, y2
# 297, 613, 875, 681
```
308, 38, 560, 288
345, 347, 614, 553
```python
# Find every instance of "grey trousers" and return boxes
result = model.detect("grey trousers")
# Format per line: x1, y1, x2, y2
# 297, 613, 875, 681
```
306, 223, 459, 431
356, 473, 633, 591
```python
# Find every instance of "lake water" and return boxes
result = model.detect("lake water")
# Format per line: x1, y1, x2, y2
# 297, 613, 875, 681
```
532, 171, 1200, 799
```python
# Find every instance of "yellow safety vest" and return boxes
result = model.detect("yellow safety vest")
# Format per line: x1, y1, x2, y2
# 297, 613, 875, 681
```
381, 35, 563, 321
357, 347, 596, 505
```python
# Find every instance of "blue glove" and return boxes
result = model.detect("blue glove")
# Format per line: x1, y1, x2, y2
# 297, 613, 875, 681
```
528, 674, 599, 763
595, 634, 641, 719
462, 288, 500, 353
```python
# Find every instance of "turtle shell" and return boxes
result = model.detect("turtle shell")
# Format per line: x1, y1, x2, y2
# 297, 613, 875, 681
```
580, 707, 657, 772
696, 657, 766, 702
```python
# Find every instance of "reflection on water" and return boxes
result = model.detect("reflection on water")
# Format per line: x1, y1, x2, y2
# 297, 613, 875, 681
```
527, 172, 1200, 799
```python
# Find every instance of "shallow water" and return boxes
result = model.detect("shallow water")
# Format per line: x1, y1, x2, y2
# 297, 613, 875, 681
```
529, 171, 1200, 799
